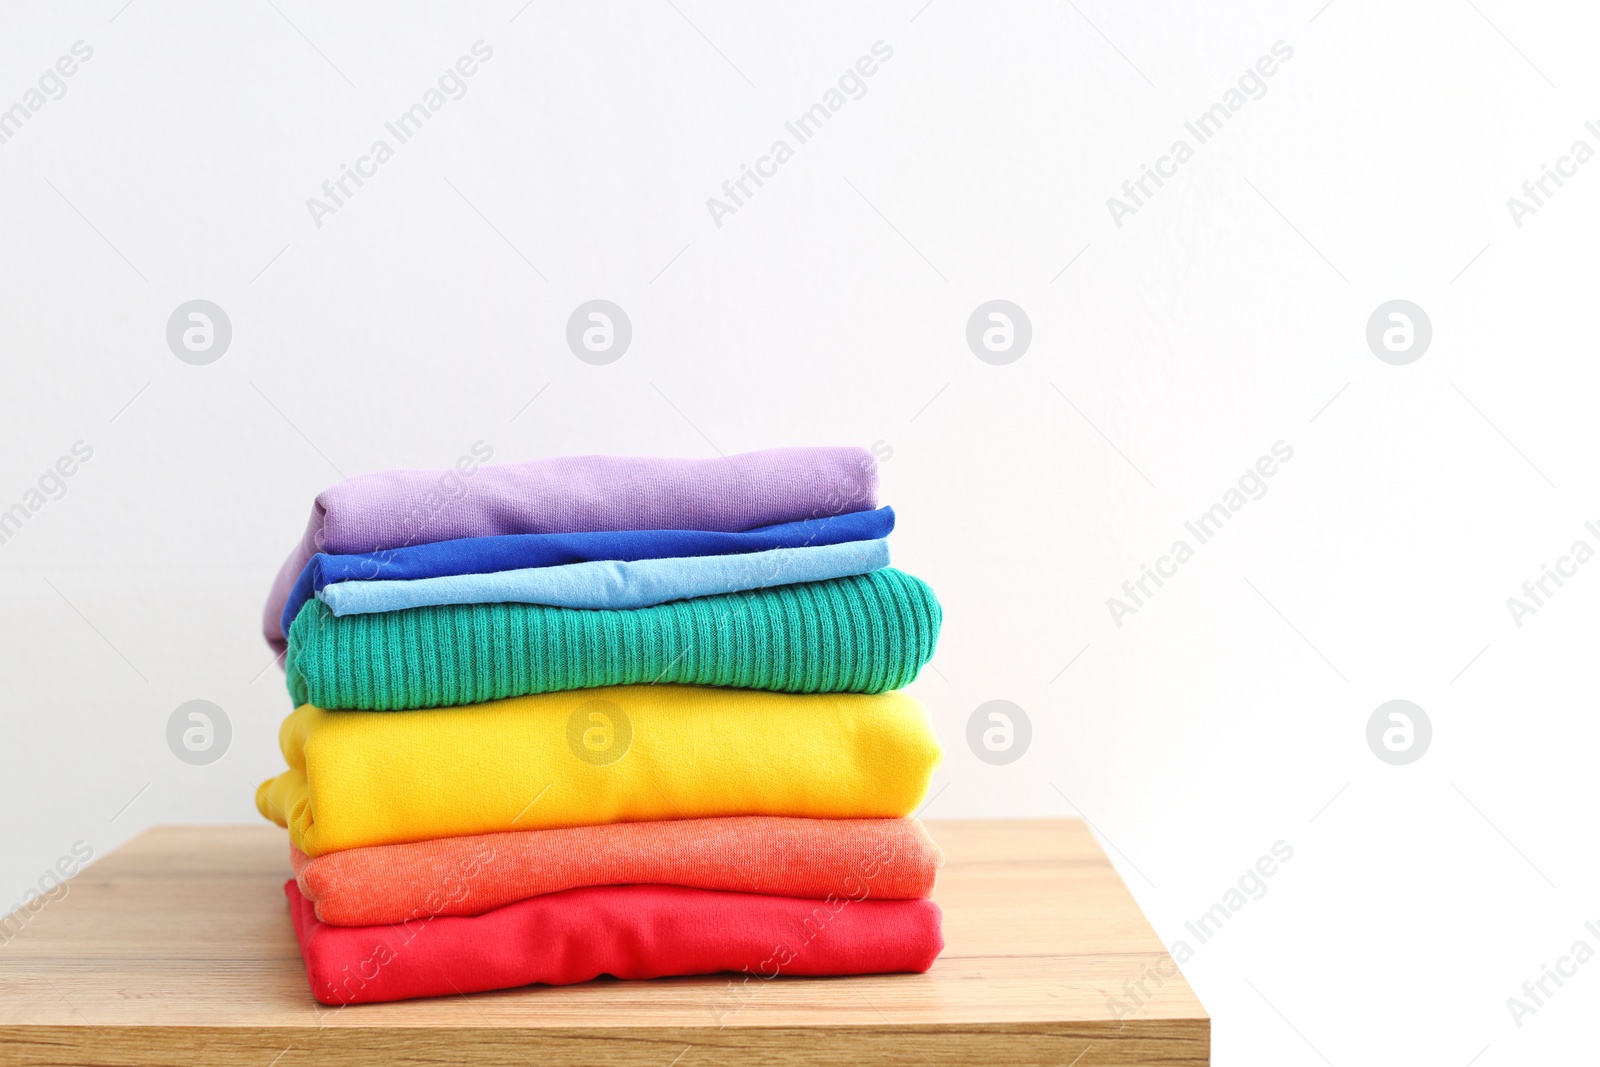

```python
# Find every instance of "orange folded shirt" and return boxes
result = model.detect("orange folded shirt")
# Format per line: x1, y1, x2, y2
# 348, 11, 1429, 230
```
293, 816, 942, 927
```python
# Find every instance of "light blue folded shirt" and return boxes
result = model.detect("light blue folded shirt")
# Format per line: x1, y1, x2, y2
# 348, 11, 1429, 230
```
316, 538, 891, 616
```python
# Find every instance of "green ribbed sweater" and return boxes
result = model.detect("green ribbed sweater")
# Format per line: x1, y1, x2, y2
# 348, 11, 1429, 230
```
285, 568, 941, 711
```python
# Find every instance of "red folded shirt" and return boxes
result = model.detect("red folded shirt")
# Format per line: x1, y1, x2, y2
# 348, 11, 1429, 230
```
285, 880, 942, 1005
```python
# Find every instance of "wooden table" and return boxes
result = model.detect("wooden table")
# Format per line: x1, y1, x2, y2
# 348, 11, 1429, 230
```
0, 820, 1207, 1065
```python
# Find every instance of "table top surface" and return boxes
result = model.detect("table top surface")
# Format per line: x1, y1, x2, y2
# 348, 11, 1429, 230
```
0, 819, 1207, 1065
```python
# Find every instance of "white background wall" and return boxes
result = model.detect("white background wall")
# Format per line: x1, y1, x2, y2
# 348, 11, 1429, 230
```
3, 1, 1598, 1061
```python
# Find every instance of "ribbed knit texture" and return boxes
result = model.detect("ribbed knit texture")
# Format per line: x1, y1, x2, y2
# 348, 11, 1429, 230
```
286, 568, 941, 710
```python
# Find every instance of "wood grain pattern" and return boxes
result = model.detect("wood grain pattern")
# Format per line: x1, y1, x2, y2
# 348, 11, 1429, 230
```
0, 820, 1208, 1066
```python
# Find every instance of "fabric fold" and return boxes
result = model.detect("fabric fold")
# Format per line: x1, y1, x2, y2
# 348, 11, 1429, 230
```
287, 880, 943, 1005
286, 568, 941, 711
256, 684, 942, 856
292, 816, 942, 926
317, 538, 890, 616
265, 447, 880, 654
281, 507, 895, 634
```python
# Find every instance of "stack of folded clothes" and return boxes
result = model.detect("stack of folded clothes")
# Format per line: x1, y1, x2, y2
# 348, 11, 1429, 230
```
254, 446, 946, 1005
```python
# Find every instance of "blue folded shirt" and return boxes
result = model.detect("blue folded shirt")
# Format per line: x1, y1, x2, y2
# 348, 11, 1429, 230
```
281, 506, 895, 634
318, 538, 890, 615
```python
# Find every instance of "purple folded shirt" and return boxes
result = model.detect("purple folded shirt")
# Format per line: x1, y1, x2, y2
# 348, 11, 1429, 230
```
262, 446, 879, 654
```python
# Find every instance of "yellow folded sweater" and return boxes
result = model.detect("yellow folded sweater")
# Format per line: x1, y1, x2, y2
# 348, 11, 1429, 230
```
256, 684, 941, 857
